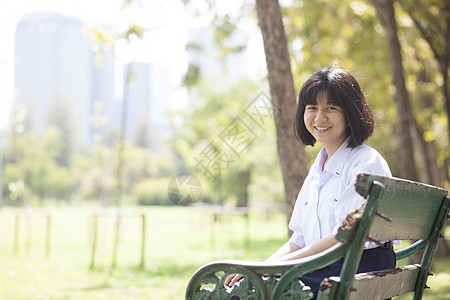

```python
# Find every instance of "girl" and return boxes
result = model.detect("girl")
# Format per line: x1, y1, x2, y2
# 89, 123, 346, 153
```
225, 66, 397, 298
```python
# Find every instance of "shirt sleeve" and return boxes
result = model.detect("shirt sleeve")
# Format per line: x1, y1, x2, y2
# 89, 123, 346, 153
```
331, 154, 392, 236
331, 175, 364, 236
288, 188, 307, 248
289, 230, 306, 248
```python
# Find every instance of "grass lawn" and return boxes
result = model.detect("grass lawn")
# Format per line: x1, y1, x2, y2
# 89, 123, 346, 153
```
0, 205, 448, 299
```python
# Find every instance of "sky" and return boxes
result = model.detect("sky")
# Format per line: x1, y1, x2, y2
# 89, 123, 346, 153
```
0, 0, 264, 142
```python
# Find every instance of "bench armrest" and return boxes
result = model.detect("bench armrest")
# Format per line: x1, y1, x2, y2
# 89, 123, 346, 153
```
185, 243, 348, 300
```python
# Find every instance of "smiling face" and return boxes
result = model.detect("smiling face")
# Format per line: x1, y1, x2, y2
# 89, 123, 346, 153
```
303, 92, 348, 157
296, 67, 375, 149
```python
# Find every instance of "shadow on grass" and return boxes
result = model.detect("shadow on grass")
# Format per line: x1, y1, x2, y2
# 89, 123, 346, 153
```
73, 282, 114, 291
62, 262, 199, 297
71, 237, 286, 294
87, 261, 200, 279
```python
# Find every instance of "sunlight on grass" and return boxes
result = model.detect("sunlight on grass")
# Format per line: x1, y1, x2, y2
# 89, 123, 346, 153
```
0, 206, 448, 299
0, 205, 287, 299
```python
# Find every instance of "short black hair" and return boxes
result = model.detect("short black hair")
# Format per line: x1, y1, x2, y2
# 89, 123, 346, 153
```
294, 66, 375, 148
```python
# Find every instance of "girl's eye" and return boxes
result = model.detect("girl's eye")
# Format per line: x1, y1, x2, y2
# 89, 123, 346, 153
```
327, 106, 337, 110
306, 106, 316, 110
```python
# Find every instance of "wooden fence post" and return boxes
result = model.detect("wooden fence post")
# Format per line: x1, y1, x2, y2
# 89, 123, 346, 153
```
245, 211, 250, 250
26, 214, 31, 255
140, 214, 146, 268
14, 215, 19, 255
211, 212, 218, 249
111, 213, 121, 268
46, 214, 51, 258
90, 214, 98, 269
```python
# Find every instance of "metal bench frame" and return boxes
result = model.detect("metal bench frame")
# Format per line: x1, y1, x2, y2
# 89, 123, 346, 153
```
186, 173, 449, 300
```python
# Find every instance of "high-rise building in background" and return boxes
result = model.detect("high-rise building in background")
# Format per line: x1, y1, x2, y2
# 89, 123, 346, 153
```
15, 13, 92, 144
14, 12, 172, 150
124, 62, 171, 152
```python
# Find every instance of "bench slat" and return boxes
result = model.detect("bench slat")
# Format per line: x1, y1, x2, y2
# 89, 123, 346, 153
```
347, 265, 420, 300
356, 173, 448, 241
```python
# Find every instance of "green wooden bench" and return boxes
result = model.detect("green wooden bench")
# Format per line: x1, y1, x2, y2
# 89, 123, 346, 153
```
185, 173, 449, 300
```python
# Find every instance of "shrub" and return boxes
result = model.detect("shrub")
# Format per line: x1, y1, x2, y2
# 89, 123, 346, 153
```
132, 178, 172, 206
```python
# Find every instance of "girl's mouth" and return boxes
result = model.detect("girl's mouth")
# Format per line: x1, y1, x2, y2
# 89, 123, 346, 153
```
314, 126, 331, 131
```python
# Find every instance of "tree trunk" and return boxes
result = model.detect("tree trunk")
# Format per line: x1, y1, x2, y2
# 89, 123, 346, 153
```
409, 117, 448, 258
371, 0, 418, 181
410, 116, 441, 185
399, 0, 450, 182
237, 168, 251, 207
396, 0, 450, 257
412, 66, 443, 186
434, 3, 450, 172
371, 0, 423, 263
255, 0, 309, 232
440, 60, 450, 182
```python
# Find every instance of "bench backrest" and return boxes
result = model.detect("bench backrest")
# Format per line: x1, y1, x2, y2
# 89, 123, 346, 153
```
355, 173, 448, 241
186, 173, 449, 300
321, 173, 449, 300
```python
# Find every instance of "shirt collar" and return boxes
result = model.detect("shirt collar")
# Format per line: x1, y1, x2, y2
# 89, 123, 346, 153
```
312, 137, 352, 176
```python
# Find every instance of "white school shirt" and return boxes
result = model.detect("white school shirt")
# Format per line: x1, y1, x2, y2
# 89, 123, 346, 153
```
289, 138, 396, 249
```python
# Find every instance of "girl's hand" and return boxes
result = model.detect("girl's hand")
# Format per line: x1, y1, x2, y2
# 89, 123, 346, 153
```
224, 273, 243, 287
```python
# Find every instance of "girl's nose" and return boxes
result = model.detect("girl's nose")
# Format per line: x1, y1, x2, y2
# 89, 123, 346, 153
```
314, 109, 327, 121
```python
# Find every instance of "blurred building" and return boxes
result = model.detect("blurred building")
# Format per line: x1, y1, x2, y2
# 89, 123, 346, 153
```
119, 62, 172, 152
15, 13, 92, 144
14, 12, 172, 151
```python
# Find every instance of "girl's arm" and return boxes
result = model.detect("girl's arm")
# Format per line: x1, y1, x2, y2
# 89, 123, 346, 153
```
270, 235, 338, 262
265, 241, 301, 262
225, 236, 338, 287
225, 241, 300, 287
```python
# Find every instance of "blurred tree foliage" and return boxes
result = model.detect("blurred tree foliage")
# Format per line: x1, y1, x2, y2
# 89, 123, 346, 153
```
289, 0, 448, 185
398, 0, 450, 148
182, 0, 449, 187
2, 133, 176, 206
181, 0, 449, 255
284, 0, 397, 165
2, 100, 176, 206
2, 126, 71, 205
71, 143, 176, 205
169, 79, 284, 207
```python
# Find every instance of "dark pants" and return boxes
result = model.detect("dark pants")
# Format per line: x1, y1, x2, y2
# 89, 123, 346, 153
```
301, 246, 396, 298
231, 246, 396, 300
